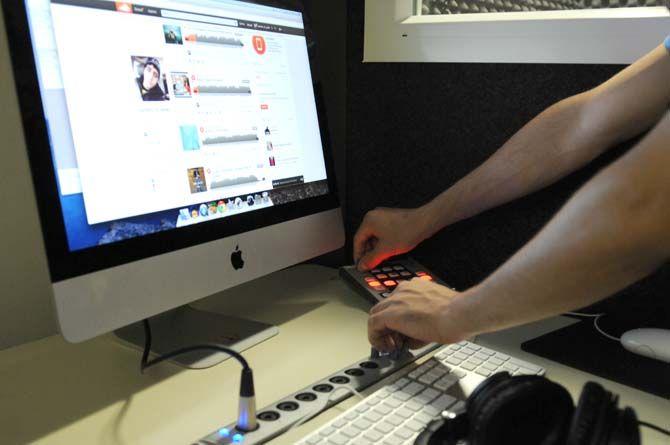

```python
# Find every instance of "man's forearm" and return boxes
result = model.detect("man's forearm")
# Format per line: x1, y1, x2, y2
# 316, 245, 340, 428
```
454, 114, 670, 337
419, 93, 608, 238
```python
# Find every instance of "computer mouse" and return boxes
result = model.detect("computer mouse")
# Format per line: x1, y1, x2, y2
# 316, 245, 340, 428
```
620, 328, 670, 363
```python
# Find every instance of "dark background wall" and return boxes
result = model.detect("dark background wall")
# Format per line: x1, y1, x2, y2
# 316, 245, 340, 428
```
344, 1, 670, 327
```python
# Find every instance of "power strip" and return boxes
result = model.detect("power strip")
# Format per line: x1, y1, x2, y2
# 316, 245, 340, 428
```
191, 344, 439, 445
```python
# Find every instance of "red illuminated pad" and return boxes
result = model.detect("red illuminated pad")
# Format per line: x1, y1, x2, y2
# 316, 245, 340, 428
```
367, 280, 382, 287
383, 280, 397, 287
419, 275, 433, 281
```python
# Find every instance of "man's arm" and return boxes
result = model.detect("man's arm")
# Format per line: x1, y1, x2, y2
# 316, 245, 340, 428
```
355, 44, 670, 270
420, 44, 670, 237
369, 112, 670, 349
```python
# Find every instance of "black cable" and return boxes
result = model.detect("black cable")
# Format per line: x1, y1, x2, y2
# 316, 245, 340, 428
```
140, 318, 250, 372
639, 420, 670, 437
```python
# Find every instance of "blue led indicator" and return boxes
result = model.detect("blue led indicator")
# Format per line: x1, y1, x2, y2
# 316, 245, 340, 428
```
218, 428, 230, 437
233, 433, 244, 443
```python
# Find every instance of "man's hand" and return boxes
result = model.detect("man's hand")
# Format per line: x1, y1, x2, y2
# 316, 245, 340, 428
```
353, 207, 434, 271
367, 279, 472, 352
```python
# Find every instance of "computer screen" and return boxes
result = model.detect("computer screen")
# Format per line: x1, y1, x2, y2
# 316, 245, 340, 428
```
23, 0, 331, 253
4, 0, 342, 342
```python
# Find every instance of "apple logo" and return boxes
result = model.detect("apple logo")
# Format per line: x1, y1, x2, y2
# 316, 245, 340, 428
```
231, 245, 245, 270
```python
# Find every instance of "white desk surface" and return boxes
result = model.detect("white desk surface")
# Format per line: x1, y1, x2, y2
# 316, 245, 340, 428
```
1, 265, 668, 445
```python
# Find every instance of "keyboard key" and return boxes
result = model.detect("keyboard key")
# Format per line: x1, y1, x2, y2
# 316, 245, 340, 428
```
380, 292, 391, 298
405, 400, 423, 411
482, 362, 498, 371
405, 419, 426, 432
392, 391, 412, 402
417, 361, 437, 372
321, 426, 336, 437
342, 426, 361, 438
433, 374, 458, 391
356, 404, 370, 413
468, 344, 482, 351
476, 368, 492, 377
396, 407, 414, 419
352, 439, 372, 445
391, 378, 411, 389
445, 357, 463, 366
419, 372, 441, 385
382, 267, 393, 272
364, 411, 382, 423
449, 344, 461, 351
388, 272, 399, 278
468, 357, 483, 366
457, 341, 468, 347
478, 347, 495, 356
306, 436, 322, 444
394, 428, 414, 440
393, 265, 405, 271
363, 430, 384, 442
421, 387, 441, 400
353, 419, 372, 430
383, 436, 403, 445
403, 381, 427, 396
329, 434, 350, 445
452, 369, 467, 379
452, 352, 468, 361
407, 368, 425, 379
400, 271, 412, 277
366, 396, 382, 406
460, 362, 477, 371
474, 352, 490, 360
502, 363, 519, 372
488, 357, 504, 367
374, 404, 392, 415
461, 347, 477, 356
383, 398, 402, 409
374, 422, 394, 434
386, 414, 404, 426
370, 269, 381, 274
414, 412, 435, 425
431, 394, 457, 412
333, 419, 347, 428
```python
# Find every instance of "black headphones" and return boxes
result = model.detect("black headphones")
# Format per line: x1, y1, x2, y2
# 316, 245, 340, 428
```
414, 372, 640, 445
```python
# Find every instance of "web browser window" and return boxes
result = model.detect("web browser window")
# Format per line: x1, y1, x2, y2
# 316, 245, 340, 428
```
24, 0, 330, 249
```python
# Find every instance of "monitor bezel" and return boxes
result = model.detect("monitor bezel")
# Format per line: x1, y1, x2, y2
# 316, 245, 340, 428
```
2, 0, 340, 282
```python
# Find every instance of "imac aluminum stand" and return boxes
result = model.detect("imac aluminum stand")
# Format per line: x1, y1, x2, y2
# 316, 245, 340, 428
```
115, 306, 278, 369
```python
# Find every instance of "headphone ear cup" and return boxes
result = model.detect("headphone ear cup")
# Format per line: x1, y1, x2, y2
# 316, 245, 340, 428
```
567, 382, 608, 445
468, 374, 574, 445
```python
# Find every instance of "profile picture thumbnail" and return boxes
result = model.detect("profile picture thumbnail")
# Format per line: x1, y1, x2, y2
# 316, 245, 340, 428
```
171, 72, 192, 98
187, 167, 208, 193
164, 25, 183, 45
131, 56, 169, 102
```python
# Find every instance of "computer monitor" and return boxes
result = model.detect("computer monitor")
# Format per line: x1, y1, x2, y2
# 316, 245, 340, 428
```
1, 0, 343, 353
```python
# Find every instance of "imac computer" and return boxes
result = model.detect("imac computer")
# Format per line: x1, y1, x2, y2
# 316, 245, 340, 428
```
1, 0, 343, 364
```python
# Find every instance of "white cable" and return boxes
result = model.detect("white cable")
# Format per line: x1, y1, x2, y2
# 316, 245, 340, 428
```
287, 385, 366, 434
593, 314, 621, 342
566, 311, 605, 318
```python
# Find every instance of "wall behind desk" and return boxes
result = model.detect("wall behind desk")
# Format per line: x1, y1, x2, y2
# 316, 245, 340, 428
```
345, 1, 670, 322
